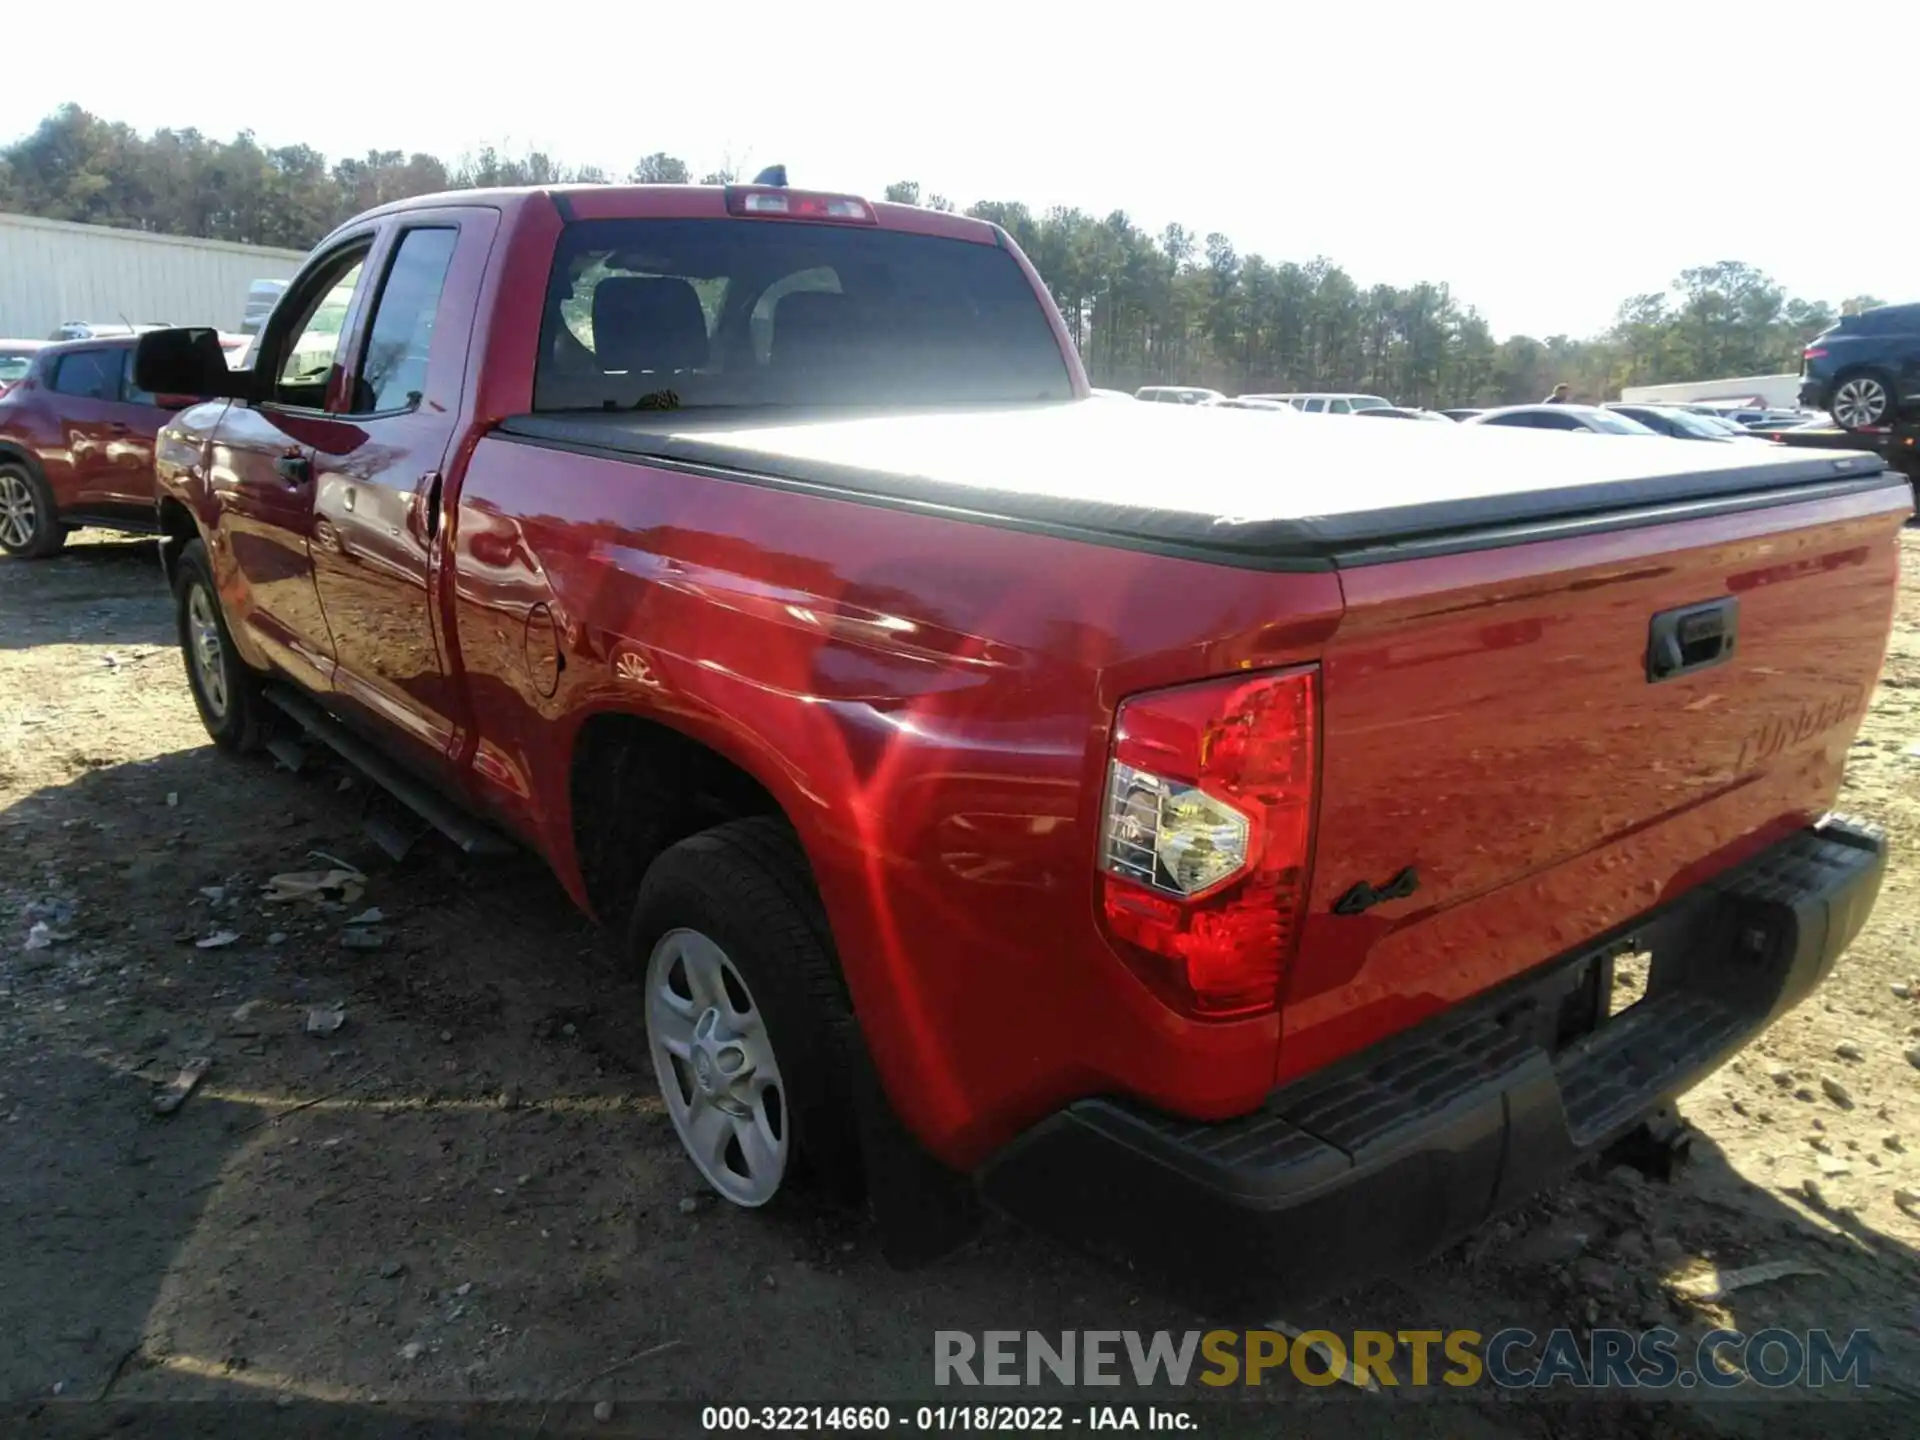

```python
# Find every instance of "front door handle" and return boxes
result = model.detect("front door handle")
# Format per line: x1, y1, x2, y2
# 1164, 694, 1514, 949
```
1647, 597, 1738, 683
274, 454, 312, 486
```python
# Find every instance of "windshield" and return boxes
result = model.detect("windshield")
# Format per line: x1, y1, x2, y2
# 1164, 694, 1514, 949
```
1686, 413, 1744, 435
533, 219, 1073, 412
1663, 410, 1740, 438
1350, 395, 1391, 411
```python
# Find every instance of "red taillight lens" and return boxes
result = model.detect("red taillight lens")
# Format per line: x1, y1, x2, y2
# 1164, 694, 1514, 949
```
725, 187, 876, 223
1098, 667, 1318, 1018
1804, 347, 1828, 360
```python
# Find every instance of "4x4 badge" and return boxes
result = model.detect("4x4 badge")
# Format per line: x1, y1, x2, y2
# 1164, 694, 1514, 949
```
1332, 866, 1420, 916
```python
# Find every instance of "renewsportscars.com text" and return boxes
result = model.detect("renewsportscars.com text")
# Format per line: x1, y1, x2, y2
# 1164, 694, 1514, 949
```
934, 1328, 1876, 1391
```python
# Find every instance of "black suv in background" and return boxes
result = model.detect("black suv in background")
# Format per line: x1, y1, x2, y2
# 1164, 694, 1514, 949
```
1801, 303, 1920, 430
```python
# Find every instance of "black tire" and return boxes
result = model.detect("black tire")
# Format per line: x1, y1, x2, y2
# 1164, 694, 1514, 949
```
0, 460, 67, 559
173, 538, 268, 752
629, 817, 863, 1208
1829, 370, 1895, 431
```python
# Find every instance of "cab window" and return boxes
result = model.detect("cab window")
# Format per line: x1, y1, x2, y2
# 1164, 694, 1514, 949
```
351, 227, 458, 414
533, 217, 1073, 411
262, 242, 372, 409
51, 349, 119, 400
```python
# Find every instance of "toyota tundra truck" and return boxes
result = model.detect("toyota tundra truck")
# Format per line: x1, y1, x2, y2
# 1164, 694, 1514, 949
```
133, 178, 1906, 1303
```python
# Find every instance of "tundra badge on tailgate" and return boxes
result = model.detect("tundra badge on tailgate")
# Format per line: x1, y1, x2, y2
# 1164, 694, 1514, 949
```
1332, 866, 1420, 916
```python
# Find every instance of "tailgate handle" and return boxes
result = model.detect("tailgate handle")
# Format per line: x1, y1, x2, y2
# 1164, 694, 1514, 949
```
1647, 597, 1738, 683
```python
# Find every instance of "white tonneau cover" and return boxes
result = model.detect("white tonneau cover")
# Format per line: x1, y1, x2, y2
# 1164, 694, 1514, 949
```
500, 401, 1895, 564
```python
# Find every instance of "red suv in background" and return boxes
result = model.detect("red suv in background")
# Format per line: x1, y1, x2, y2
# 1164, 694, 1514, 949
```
0, 336, 188, 559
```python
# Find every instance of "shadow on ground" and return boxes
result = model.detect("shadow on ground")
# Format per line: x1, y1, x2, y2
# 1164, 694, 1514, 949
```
5, 742, 1918, 1439
0, 533, 176, 652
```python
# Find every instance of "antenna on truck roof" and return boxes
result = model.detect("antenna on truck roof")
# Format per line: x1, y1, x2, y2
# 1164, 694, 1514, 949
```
751, 164, 788, 187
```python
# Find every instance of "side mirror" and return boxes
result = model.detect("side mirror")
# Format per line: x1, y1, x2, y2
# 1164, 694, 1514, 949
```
133, 328, 252, 403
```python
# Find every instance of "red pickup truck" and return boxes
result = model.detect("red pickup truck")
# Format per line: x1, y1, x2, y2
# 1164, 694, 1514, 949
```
135, 179, 1905, 1301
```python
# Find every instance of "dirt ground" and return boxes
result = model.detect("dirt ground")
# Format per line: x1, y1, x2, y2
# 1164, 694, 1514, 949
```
6, 532, 1920, 1438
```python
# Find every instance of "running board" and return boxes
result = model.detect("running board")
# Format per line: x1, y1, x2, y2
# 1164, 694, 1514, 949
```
262, 685, 517, 858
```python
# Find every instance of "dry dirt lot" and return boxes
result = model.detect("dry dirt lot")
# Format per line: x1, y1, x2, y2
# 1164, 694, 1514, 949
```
5, 532, 1920, 1438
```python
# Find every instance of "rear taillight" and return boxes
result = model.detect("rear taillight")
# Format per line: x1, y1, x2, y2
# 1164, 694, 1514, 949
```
725, 187, 876, 223
1804, 347, 1827, 360
1099, 667, 1318, 1018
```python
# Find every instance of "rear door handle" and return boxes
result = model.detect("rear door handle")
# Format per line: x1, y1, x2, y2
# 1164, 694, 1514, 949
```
274, 454, 312, 486
1647, 597, 1738, 683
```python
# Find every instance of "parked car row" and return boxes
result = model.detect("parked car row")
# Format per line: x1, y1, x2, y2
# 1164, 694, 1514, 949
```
1130, 297, 1920, 439
1122, 386, 1789, 445
1467, 404, 1715, 440
1134, 386, 1399, 415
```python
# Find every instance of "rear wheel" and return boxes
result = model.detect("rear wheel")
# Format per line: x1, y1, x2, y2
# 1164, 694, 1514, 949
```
631, 818, 861, 1209
0, 462, 66, 559
174, 539, 267, 752
1830, 371, 1893, 430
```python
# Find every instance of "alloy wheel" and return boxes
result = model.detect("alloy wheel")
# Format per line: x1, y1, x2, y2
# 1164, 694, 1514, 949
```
186, 583, 229, 719
0, 472, 35, 550
1833, 376, 1890, 429
645, 926, 789, 1206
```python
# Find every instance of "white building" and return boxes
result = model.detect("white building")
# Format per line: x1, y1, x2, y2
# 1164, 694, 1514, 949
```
1618, 373, 1803, 409
0, 212, 305, 340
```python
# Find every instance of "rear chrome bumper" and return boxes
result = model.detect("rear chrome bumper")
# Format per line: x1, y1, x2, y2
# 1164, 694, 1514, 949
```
978, 817, 1885, 1305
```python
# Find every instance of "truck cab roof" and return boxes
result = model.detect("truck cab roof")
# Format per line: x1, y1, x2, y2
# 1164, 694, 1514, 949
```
336, 182, 1003, 248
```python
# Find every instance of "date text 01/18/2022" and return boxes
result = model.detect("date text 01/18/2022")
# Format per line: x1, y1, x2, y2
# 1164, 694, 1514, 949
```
700, 1406, 1197, 1431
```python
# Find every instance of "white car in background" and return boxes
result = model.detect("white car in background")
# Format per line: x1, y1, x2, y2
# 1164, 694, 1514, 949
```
1135, 385, 1224, 405
1204, 396, 1297, 413
1242, 391, 1393, 414
1464, 404, 1660, 434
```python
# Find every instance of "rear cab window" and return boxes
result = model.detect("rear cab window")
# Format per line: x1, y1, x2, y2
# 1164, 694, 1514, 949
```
533, 218, 1073, 412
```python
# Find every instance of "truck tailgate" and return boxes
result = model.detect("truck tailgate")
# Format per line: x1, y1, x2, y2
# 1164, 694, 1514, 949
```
1278, 481, 1909, 1082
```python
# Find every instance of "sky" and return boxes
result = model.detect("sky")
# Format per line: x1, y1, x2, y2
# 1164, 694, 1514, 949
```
8, 1, 1912, 340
